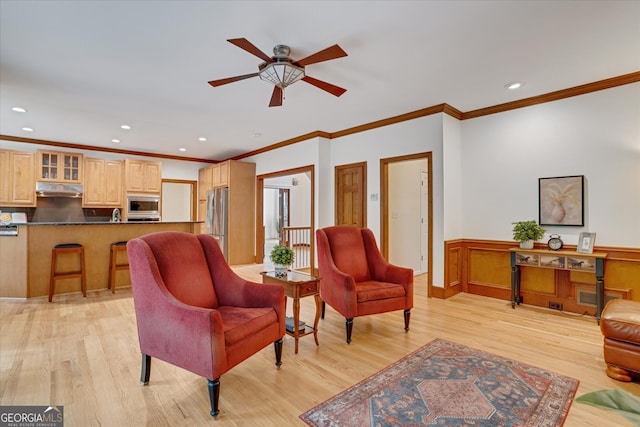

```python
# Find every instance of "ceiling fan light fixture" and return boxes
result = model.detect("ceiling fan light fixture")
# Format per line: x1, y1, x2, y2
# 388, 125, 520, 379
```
258, 61, 305, 88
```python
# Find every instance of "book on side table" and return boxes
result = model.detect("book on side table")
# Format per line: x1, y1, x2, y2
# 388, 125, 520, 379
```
285, 317, 306, 333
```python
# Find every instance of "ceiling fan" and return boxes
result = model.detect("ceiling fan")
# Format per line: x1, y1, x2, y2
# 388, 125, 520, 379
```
208, 38, 348, 107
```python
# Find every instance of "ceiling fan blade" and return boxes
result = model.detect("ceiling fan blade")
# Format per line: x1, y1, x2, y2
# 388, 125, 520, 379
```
227, 38, 273, 63
269, 86, 283, 107
208, 72, 259, 87
294, 44, 347, 67
302, 76, 347, 97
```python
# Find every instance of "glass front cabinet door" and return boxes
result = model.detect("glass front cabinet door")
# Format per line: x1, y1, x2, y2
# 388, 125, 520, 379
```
38, 151, 83, 183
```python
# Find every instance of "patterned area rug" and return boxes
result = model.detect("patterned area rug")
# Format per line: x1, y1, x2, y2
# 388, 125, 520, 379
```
300, 339, 579, 426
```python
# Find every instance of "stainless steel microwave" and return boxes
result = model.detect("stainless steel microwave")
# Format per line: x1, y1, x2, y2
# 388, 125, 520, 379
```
126, 195, 160, 221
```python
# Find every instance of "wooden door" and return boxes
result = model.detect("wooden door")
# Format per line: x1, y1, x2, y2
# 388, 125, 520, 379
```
335, 162, 366, 227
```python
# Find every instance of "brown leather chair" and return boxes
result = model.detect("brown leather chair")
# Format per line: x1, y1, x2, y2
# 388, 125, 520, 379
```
127, 231, 285, 416
600, 299, 640, 382
316, 226, 413, 343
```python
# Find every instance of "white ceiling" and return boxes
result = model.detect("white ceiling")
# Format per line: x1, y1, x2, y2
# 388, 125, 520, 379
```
1, 1, 638, 161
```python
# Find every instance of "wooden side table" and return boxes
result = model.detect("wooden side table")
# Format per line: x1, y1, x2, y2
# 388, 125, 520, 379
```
509, 248, 607, 323
261, 270, 322, 354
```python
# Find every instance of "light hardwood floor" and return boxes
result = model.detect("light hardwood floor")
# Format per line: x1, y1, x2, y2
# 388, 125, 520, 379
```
1, 267, 638, 426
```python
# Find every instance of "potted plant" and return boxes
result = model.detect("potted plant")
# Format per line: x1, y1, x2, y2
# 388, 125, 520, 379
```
512, 220, 545, 249
270, 244, 295, 276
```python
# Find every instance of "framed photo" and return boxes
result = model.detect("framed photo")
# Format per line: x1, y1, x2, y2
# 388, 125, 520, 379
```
577, 232, 596, 254
539, 175, 584, 226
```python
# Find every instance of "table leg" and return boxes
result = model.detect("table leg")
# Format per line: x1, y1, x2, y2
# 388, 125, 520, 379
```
511, 264, 521, 308
313, 295, 321, 346
293, 297, 300, 354
596, 276, 604, 325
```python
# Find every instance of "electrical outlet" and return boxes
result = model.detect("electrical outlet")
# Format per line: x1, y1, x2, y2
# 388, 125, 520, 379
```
549, 302, 563, 311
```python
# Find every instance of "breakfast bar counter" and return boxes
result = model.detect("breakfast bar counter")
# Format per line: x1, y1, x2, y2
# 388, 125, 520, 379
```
0, 221, 203, 299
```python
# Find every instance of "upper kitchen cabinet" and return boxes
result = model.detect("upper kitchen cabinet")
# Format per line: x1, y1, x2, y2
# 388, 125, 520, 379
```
212, 161, 229, 187
0, 149, 36, 207
124, 159, 162, 193
83, 158, 123, 207
37, 150, 83, 183
198, 165, 213, 201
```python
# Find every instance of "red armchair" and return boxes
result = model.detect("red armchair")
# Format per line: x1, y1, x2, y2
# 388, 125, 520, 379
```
316, 226, 413, 343
126, 231, 285, 417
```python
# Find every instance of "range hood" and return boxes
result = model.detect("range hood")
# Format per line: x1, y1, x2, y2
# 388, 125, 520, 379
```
36, 182, 83, 198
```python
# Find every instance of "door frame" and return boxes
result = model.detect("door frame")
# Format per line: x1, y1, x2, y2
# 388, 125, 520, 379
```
256, 165, 315, 272
380, 152, 433, 297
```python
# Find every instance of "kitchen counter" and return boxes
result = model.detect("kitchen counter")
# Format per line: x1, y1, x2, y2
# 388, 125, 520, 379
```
0, 221, 205, 298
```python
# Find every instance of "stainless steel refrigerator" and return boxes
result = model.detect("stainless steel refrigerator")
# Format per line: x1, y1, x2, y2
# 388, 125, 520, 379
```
206, 188, 229, 261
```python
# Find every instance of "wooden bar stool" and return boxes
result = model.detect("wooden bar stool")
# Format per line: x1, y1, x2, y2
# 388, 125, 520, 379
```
108, 241, 129, 294
49, 243, 86, 302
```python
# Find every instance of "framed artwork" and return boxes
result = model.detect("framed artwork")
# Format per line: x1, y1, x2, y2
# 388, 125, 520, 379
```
577, 232, 596, 254
539, 175, 584, 226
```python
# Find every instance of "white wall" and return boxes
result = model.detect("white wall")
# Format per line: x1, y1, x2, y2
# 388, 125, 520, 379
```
388, 159, 424, 271
460, 83, 640, 247
161, 181, 191, 221
246, 115, 446, 284
443, 114, 463, 240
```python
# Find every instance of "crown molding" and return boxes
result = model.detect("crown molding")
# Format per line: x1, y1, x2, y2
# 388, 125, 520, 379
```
0, 134, 219, 163
2, 72, 637, 163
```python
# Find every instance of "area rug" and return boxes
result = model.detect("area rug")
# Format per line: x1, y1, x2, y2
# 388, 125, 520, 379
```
300, 338, 579, 426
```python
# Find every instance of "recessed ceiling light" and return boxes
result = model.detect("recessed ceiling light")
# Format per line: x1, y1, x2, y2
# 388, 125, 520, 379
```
179, 148, 187, 152
12, 107, 27, 113
22, 127, 34, 132
198, 137, 207, 142
112, 139, 121, 143
505, 82, 524, 90
120, 124, 131, 130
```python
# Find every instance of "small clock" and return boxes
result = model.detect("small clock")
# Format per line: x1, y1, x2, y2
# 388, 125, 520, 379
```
547, 234, 564, 251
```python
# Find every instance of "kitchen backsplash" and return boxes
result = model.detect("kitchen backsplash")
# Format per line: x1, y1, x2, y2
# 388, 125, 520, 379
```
0, 204, 115, 222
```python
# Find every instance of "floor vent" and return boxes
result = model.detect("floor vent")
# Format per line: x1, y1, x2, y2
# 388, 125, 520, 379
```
577, 289, 621, 307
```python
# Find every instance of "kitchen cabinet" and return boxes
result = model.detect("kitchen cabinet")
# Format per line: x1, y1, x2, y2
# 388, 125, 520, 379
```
197, 162, 228, 202
198, 166, 213, 201
124, 159, 161, 193
197, 199, 207, 234
198, 160, 256, 264
212, 161, 229, 187
0, 149, 36, 207
83, 158, 123, 207
37, 150, 83, 183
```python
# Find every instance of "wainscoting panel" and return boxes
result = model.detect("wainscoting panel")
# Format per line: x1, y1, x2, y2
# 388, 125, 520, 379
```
443, 239, 640, 315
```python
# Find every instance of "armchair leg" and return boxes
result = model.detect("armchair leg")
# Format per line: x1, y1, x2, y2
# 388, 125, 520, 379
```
404, 309, 411, 331
140, 353, 151, 385
346, 318, 353, 344
274, 338, 283, 367
208, 378, 220, 416
321, 301, 326, 319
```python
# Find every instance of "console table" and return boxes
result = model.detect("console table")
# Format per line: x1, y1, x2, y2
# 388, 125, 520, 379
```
509, 248, 607, 323
260, 270, 322, 354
